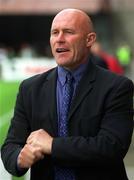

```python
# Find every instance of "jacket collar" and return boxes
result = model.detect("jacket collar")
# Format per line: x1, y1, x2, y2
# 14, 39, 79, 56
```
68, 57, 97, 120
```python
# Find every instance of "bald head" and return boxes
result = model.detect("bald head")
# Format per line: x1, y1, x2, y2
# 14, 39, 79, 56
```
51, 8, 94, 33
50, 8, 96, 70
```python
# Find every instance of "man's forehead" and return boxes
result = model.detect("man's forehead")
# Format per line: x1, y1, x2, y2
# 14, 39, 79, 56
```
51, 13, 79, 29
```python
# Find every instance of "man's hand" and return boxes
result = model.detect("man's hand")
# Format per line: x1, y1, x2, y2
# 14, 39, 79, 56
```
26, 129, 53, 155
18, 129, 53, 169
17, 144, 44, 169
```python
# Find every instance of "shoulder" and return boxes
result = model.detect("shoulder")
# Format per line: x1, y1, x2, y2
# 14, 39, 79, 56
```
19, 67, 57, 92
95, 65, 134, 91
91, 54, 108, 69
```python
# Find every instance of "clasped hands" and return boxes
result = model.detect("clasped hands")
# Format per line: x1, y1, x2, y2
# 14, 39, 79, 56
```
17, 129, 53, 169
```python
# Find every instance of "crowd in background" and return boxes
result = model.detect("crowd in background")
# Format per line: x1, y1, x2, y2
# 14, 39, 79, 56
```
0, 40, 133, 77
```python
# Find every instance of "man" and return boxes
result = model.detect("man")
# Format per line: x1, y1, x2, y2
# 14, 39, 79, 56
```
1, 8, 134, 180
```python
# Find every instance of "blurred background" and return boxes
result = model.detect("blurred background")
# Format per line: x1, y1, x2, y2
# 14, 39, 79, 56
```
0, 0, 134, 180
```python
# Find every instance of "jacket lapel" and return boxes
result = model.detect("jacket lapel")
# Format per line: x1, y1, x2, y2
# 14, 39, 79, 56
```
42, 68, 58, 136
68, 59, 97, 120
42, 59, 97, 135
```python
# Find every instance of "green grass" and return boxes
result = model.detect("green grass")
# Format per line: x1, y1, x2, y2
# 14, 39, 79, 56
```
0, 80, 20, 145
12, 176, 25, 180
0, 80, 20, 116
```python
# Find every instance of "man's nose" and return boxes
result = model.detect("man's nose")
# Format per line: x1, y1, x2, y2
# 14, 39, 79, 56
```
57, 32, 65, 42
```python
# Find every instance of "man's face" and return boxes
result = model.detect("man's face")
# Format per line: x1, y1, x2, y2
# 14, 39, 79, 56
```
50, 11, 91, 70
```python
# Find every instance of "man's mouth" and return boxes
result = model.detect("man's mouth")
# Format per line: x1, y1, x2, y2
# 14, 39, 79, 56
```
56, 48, 69, 53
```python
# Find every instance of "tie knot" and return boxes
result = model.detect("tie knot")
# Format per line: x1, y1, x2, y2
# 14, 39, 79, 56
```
66, 72, 73, 82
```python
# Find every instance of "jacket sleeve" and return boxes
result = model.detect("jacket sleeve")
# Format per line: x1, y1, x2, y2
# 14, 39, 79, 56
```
51, 78, 134, 167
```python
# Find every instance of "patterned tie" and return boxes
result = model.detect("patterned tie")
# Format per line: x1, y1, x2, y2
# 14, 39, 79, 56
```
59, 72, 74, 136
55, 72, 75, 180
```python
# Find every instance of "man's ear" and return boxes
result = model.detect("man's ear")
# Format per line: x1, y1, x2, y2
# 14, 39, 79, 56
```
86, 32, 96, 47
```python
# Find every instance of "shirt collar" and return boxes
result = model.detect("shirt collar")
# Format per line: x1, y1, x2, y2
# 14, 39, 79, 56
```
57, 61, 88, 86
57, 66, 67, 86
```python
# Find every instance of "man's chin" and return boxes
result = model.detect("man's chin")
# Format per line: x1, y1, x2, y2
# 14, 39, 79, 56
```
56, 59, 71, 66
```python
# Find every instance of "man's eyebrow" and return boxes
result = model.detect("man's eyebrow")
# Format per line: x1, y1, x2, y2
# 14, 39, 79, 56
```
50, 29, 58, 33
51, 28, 75, 32
64, 28, 74, 31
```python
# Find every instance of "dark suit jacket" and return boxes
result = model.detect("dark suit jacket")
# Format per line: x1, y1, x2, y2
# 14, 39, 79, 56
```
1, 58, 134, 180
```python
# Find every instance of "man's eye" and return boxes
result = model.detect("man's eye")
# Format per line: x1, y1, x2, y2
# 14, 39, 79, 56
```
66, 31, 74, 34
51, 31, 58, 35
